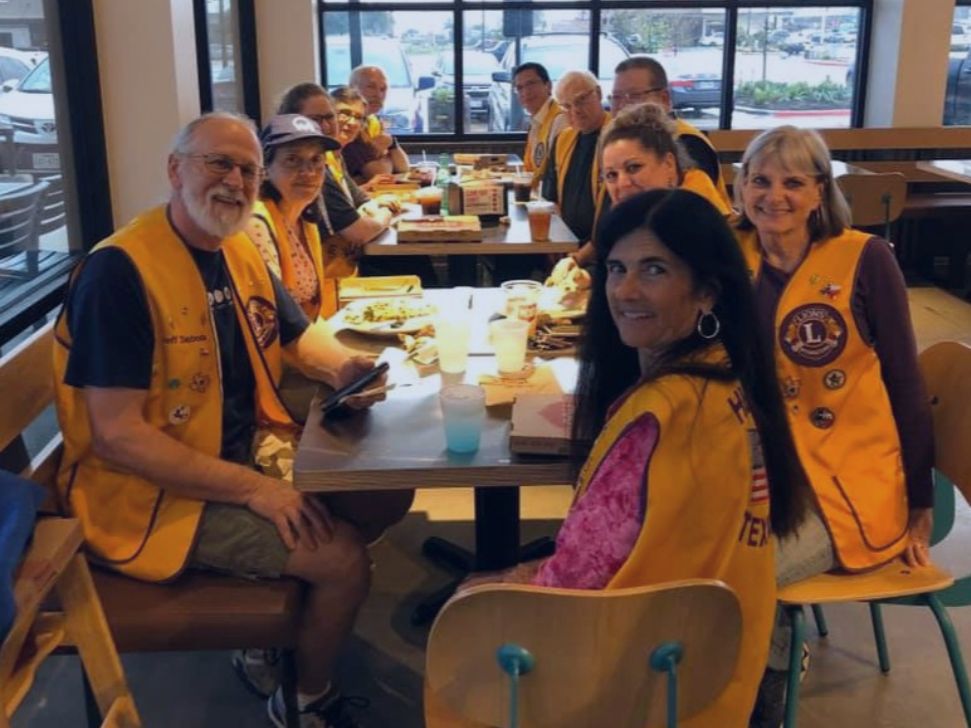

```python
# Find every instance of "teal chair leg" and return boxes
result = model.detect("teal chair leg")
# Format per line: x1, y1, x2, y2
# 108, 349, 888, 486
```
783, 605, 806, 728
868, 602, 891, 673
924, 593, 971, 726
810, 604, 829, 637
496, 643, 535, 728
649, 641, 685, 728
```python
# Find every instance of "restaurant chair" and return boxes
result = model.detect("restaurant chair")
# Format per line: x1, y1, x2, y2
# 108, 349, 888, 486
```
0, 178, 49, 277
776, 340, 971, 728
1, 512, 141, 727
425, 579, 741, 728
0, 322, 304, 727
35, 174, 66, 237
836, 172, 906, 245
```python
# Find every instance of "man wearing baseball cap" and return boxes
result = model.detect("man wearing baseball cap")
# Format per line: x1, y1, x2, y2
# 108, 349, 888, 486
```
53, 111, 394, 727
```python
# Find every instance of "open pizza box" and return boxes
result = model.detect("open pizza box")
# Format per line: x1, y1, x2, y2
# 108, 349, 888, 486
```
509, 393, 574, 456
338, 275, 423, 303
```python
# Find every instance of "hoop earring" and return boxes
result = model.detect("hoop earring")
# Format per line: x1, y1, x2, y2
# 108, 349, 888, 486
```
696, 310, 720, 340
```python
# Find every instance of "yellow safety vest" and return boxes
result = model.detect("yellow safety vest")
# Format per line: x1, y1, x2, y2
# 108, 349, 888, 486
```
250, 199, 334, 319
525, 98, 563, 184
737, 227, 909, 571
577, 345, 774, 726
681, 168, 732, 216
675, 118, 731, 209
52, 205, 295, 582
553, 113, 611, 239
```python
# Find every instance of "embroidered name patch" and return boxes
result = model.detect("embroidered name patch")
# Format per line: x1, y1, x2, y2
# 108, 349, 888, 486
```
779, 303, 847, 367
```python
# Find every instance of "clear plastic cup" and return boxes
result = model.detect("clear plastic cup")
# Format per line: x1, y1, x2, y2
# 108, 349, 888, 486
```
501, 279, 542, 330
415, 185, 442, 215
490, 319, 530, 376
526, 200, 555, 242
512, 173, 534, 203
439, 384, 486, 453
436, 312, 471, 373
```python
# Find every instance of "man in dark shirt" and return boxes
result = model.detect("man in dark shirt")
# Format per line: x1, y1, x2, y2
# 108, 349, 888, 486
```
57, 112, 390, 727
611, 56, 725, 191
542, 70, 610, 246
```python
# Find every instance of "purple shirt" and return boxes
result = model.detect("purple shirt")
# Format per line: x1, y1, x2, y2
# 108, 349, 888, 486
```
754, 236, 933, 508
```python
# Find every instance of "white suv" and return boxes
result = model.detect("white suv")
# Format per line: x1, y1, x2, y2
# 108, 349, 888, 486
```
0, 54, 57, 174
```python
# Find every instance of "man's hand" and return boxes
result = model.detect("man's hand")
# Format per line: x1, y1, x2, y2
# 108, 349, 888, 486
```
375, 194, 402, 214
332, 355, 388, 410
371, 132, 394, 155
246, 476, 334, 550
903, 507, 934, 567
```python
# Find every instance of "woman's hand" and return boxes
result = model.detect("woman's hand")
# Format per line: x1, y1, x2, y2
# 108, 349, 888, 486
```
375, 194, 402, 214
903, 507, 934, 567
360, 173, 396, 193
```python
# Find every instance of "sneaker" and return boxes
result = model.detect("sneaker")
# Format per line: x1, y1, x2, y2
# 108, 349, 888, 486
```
267, 686, 369, 728
799, 642, 811, 682
232, 648, 281, 698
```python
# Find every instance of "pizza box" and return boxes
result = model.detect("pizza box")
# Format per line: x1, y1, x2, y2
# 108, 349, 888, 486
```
509, 393, 574, 456
396, 215, 483, 242
453, 153, 507, 169
338, 275, 422, 302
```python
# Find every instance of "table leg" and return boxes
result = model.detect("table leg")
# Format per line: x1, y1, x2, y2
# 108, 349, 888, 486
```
474, 486, 520, 571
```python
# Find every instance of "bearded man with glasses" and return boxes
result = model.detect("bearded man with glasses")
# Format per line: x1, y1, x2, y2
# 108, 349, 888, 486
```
612, 56, 730, 208
52, 111, 390, 728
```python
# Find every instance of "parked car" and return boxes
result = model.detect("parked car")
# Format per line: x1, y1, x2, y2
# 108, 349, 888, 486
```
488, 33, 629, 132
325, 36, 434, 134
0, 55, 58, 175
945, 47, 971, 125
668, 73, 722, 114
428, 50, 501, 129
699, 32, 724, 48
0, 47, 36, 87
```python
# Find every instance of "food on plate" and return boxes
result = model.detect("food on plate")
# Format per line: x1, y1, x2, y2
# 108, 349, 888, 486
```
343, 297, 436, 326
528, 324, 578, 355
545, 256, 592, 292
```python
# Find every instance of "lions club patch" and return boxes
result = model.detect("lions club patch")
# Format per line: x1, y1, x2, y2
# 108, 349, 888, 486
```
246, 296, 279, 349
779, 304, 847, 367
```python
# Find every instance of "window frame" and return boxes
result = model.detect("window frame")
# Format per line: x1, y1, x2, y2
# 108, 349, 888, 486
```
194, 0, 262, 123
318, 0, 872, 140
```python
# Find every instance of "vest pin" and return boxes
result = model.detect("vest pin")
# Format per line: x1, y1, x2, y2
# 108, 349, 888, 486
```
819, 282, 842, 299
810, 407, 835, 429
168, 404, 191, 425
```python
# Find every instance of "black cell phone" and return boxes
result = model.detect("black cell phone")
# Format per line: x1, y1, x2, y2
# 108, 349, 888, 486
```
320, 361, 390, 417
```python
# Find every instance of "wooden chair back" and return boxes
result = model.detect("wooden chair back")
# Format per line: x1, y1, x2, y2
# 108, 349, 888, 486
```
836, 172, 907, 232
919, 341, 971, 508
426, 579, 741, 728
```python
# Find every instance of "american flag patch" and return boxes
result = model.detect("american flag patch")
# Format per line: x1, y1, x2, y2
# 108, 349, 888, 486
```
748, 429, 769, 504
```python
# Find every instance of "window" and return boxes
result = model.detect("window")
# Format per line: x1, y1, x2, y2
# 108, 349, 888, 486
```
319, 2, 870, 137
944, 2, 971, 125
0, 1, 107, 346
195, 0, 260, 120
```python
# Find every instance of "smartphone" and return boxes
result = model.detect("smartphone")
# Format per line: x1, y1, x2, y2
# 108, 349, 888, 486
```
320, 361, 390, 417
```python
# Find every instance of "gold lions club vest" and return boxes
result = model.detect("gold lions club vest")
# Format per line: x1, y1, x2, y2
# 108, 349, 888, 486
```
53, 205, 296, 582
681, 168, 731, 215
674, 118, 731, 209
737, 227, 909, 571
577, 347, 774, 726
525, 98, 563, 184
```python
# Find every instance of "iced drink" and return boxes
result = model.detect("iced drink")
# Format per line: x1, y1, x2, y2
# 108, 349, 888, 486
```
526, 200, 554, 242
439, 384, 486, 453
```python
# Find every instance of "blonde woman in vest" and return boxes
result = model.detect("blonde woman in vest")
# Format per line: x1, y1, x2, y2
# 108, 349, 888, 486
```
734, 126, 933, 726
451, 190, 810, 727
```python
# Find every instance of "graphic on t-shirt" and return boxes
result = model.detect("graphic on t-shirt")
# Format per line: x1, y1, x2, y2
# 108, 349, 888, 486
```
779, 303, 847, 367
748, 429, 768, 505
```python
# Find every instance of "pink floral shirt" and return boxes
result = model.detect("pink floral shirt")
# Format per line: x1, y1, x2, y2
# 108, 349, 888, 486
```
533, 413, 659, 589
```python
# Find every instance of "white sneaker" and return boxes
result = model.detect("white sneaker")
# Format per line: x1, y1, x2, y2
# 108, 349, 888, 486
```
267, 686, 368, 728
231, 648, 281, 698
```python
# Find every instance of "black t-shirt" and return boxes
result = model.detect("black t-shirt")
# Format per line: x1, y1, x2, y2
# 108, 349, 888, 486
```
542, 130, 599, 242
320, 167, 363, 236
64, 243, 309, 464
679, 134, 721, 188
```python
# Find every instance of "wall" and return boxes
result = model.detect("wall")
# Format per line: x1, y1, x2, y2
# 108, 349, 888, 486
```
93, 0, 199, 226
254, 0, 318, 122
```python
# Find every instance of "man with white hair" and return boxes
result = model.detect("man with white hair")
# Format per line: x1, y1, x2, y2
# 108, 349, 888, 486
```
346, 64, 409, 182
541, 69, 611, 251
52, 112, 388, 727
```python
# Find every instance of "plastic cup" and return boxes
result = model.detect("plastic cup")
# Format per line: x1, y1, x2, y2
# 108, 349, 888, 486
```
415, 185, 442, 215
436, 313, 471, 373
526, 200, 554, 242
413, 163, 437, 187
512, 174, 533, 203
490, 319, 530, 376
501, 279, 542, 331
439, 384, 486, 453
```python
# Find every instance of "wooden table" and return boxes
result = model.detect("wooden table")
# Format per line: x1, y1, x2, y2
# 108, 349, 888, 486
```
294, 342, 577, 572
917, 160, 971, 185
364, 192, 578, 257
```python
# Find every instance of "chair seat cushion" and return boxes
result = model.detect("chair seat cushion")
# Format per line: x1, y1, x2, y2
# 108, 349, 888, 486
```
92, 568, 304, 652
778, 558, 953, 605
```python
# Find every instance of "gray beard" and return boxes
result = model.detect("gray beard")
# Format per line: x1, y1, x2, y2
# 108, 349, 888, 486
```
183, 186, 250, 239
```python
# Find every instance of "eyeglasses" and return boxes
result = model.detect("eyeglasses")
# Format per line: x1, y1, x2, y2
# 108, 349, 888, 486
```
337, 110, 365, 123
183, 153, 264, 183
514, 78, 544, 94
304, 113, 336, 127
277, 155, 326, 174
608, 87, 666, 106
560, 88, 600, 113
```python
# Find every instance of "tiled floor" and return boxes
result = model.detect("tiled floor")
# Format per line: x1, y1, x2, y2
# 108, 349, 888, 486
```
13, 283, 971, 728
